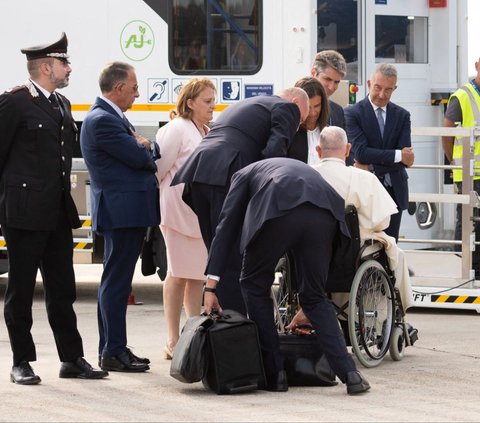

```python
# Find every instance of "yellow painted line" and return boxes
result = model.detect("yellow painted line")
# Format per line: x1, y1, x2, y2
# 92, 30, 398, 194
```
81, 219, 91, 227
454, 295, 468, 303
71, 104, 229, 112
435, 295, 449, 303
473, 297, 480, 304
0, 240, 6, 247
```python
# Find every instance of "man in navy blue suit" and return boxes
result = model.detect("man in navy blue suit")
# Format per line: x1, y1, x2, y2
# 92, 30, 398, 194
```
345, 63, 414, 241
173, 88, 309, 315
80, 62, 160, 372
203, 158, 370, 394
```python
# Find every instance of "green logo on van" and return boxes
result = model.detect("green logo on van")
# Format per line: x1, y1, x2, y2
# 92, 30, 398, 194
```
121, 21, 155, 61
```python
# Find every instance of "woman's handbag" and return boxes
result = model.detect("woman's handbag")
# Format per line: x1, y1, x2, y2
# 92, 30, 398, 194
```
170, 314, 214, 383
279, 331, 338, 386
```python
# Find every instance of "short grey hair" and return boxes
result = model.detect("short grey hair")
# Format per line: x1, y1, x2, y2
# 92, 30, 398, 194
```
99, 61, 134, 93
311, 50, 347, 78
371, 63, 397, 80
319, 126, 348, 151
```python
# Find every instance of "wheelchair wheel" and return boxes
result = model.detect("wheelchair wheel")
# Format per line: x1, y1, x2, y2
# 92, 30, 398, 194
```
389, 325, 406, 361
272, 253, 297, 331
348, 260, 395, 368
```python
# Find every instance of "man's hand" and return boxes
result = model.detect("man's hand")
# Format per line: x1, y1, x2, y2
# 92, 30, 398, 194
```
401, 147, 415, 167
203, 292, 222, 315
203, 277, 222, 315
285, 308, 313, 334
131, 129, 152, 149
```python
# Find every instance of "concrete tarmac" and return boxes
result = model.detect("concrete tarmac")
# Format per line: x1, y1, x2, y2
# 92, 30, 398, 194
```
0, 263, 479, 422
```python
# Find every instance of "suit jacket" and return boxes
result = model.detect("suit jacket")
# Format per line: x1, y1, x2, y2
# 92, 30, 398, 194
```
344, 96, 411, 210
155, 117, 204, 238
172, 95, 300, 188
0, 82, 80, 230
80, 97, 159, 231
205, 157, 348, 278
328, 99, 346, 129
287, 128, 308, 163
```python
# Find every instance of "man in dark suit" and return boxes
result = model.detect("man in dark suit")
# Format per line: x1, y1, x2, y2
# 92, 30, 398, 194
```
345, 63, 414, 241
80, 62, 160, 372
203, 158, 370, 394
172, 88, 309, 315
0, 33, 108, 384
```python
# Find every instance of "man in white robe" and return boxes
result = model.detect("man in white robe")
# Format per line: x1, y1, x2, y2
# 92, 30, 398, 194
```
312, 126, 414, 310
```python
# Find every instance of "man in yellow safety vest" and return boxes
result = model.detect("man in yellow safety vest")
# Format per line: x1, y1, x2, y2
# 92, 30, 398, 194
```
442, 57, 480, 278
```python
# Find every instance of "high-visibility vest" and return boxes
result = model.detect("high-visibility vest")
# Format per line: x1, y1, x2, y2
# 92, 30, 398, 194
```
450, 83, 480, 182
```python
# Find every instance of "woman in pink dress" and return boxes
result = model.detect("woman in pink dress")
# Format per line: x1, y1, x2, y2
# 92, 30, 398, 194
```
155, 78, 216, 359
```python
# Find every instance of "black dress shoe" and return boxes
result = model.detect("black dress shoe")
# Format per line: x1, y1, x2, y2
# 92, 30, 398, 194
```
262, 370, 288, 392
101, 351, 150, 372
346, 370, 370, 395
10, 362, 41, 385
59, 357, 109, 379
126, 347, 150, 364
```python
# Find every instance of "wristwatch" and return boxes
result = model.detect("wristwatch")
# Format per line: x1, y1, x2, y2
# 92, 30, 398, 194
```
203, 286, 216, 294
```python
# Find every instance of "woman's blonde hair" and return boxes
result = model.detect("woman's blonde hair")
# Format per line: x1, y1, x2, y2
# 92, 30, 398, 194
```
174, 77, 216, 120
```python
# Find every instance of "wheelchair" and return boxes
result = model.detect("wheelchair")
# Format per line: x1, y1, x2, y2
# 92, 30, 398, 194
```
272, 205, 418, 368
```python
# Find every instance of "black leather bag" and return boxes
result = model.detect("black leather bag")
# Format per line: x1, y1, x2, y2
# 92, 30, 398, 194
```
202, 310, 266, 394
279, 331, 337, 386
170, 314, 214, 383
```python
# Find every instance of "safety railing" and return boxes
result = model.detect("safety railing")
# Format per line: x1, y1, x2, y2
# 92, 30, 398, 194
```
401, 126, 480, 284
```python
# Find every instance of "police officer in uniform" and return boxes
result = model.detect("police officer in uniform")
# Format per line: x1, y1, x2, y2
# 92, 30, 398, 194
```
0, 33, 108, 384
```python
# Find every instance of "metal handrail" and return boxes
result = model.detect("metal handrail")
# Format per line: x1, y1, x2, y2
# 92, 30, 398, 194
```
406, 126, 480, 283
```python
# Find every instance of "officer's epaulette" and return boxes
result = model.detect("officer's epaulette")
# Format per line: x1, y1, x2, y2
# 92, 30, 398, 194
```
3, 85, 27, 95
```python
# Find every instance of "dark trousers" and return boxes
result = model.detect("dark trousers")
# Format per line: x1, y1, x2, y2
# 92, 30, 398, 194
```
3, 209, 83, 365
97, 227, 146, 357
383, 184, 403, 242
240, 204, 357, 382
187, 182, 246, 315
454, 181, 480, 274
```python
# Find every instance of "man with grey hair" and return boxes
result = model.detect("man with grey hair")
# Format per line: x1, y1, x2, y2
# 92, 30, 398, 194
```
81, 61, 160, 373
312, 126, 414, 311
287, 126, 415, 346
173, 88, 309, 314
345, 63, 414, 241
310, 50, 348, 129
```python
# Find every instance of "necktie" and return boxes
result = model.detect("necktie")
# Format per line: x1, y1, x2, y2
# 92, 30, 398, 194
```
375, 107, 391, 186
376, 107, 384, 138
123, 114, 132, 131
49, 93, 62, 122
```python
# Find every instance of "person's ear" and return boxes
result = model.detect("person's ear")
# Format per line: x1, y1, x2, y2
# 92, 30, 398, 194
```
345, 143, 352, 158
315, 144, 322, 158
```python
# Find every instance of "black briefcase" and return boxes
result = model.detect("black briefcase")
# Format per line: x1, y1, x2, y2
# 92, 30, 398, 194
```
279, 331, 337, 386
202, 310, 266, 395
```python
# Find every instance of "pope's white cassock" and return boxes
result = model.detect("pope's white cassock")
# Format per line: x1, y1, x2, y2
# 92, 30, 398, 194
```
312, 157, 414, 309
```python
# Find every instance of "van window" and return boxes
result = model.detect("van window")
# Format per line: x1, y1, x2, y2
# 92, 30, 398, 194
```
316, 0, 359, 85
375, 16, 428, 64
170, 0, 261, 74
